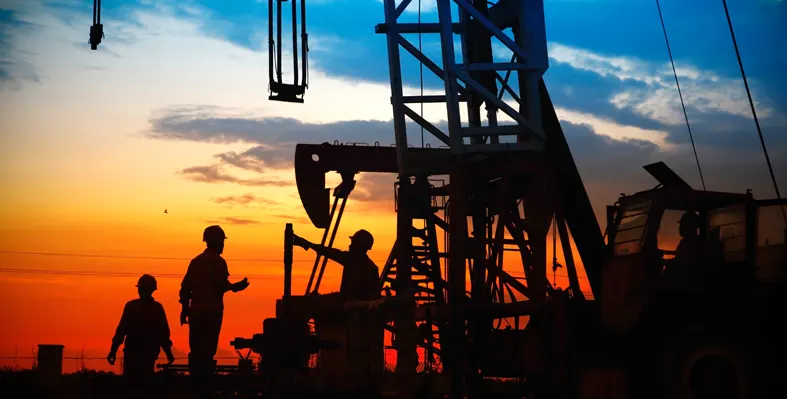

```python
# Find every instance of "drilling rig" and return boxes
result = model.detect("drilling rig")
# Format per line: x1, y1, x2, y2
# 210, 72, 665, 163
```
246, 0, 603, 396
229, 0, 787, 398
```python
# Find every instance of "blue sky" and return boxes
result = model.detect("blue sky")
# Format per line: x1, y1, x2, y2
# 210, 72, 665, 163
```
1, 0, 786, 223
83, 0, 786, 111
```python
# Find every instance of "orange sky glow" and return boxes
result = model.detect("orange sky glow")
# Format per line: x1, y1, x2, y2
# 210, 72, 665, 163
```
0, 202, 601, 373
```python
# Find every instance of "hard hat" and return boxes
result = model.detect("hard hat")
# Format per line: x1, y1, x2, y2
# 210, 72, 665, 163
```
349, 229, 374, 250
203, 225, 227, 242
679, 211, 700, 226
136, 274, 158, 291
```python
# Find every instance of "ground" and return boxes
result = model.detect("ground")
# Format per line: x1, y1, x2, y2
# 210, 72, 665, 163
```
0, 367, 529, 398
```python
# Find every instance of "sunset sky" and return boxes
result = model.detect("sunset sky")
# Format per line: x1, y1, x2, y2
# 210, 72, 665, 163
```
1, 0, 786, 372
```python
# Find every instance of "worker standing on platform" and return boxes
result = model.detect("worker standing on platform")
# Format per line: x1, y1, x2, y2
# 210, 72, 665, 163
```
292, 229, 380, 301
292, 229, 382, 395
107, 274, 175, 398
179, 225, 250, 395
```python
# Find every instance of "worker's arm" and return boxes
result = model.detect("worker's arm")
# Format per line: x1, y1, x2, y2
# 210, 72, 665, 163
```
157, 303, 175, 364
107, 303, 129, 365
220, 258, 250, 293
178, 262, 193, 325
293, 234, 351, 266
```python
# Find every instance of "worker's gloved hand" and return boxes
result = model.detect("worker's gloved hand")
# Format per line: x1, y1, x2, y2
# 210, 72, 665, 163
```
292, 235, 310, 249
180, 308, 189, 326
232, 277, 250, 292
107, 351, 116, 366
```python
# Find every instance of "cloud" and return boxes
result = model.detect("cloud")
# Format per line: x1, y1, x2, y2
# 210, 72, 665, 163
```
215, 146, 267, 173
222, 217, 260, 225
180, 165, 292, 187
146, 105, 400, 146
353, 173, 398, 209
544, 42, 779, 127
213, 193, 281, 207
270, 213, 311, 224
152, 102, 786, 218
376, 0, 436, 14
9, 0, 779, 220
0, 9, 42, 91
206, 216, 260, 225
215, 145, 291, 172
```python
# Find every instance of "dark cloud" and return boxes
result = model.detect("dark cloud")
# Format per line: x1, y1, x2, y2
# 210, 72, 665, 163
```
146, 106, 402, 146
151, 105, 786, 228
180, 165, 292, 187
352, 173, 398, 210
215, 146, 267, 173
214, 193, 281, 207
215, 145, 291, 172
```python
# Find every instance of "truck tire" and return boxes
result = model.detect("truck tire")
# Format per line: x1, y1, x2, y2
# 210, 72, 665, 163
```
657, 326, 755, 399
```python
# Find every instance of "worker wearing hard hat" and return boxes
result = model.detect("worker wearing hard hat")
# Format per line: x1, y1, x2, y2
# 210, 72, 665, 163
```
292, 229, 380, 301
292, 229, 382, 394
178, 225, 250, 392
107, 274, 175, 396
669, 211, 705, 278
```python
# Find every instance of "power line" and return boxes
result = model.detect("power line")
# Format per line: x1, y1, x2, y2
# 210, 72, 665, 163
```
418, 0, 425, 148
0, 267, 588, 282
655, 0, 706, 191
721, 0, 786, 226
0, 267, 341, 280
0, 250, 387, 264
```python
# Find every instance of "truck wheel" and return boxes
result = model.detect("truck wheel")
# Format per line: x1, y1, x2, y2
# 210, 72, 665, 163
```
659, 329, 752, 399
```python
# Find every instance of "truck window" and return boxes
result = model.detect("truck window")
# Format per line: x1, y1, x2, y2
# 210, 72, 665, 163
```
657, 210, 683, 256
708, 205, 746, 263
757, 205, 786, 247
614, 200, 652, 256
756, 205, 786, 282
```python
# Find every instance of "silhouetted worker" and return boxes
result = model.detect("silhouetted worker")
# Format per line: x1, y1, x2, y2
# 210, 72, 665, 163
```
670, 211, 705, 279
178, 225, 250, 395
107, 274, 175, 398
292, 229, 380, 301
293, 229, 382, 394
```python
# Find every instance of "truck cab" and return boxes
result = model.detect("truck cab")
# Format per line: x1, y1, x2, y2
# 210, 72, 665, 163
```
597, 162, 787, 399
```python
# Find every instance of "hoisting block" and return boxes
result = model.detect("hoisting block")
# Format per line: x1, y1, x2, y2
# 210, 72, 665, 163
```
269, 82, 306, 103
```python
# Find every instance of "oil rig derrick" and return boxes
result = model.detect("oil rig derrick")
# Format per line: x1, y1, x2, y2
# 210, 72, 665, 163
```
283, 0, 605, 397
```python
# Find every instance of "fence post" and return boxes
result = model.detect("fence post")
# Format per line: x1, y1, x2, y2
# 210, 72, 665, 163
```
36, 344, 65, 386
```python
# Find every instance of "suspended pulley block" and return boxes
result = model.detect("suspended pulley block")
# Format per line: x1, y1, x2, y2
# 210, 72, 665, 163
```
268, 0, 309, 103
89, 0, 104, 50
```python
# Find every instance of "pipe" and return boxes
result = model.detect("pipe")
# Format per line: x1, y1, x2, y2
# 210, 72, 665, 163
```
284, 223, 293, 298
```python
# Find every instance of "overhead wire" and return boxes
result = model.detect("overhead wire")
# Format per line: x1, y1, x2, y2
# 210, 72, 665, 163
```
720, 0, 787, 226
418, 0, 425, 148
0, 267, 586, 280
0, 250, 388, 264
655, 0, 706, 191
0, 267, 340, 280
